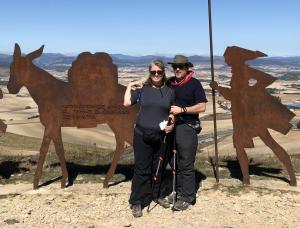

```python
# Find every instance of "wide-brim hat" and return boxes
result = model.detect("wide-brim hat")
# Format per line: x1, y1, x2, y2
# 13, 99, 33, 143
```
168, 55, 193, 67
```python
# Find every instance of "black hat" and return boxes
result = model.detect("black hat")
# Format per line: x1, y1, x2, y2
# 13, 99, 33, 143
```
168, 55, 193, 67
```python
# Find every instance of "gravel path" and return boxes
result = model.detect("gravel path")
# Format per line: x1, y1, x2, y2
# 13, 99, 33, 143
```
1, 177, 299, 228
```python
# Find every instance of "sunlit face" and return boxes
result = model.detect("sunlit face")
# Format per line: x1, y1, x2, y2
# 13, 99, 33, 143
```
150, 65, 164, 85
173, 64, 188, 80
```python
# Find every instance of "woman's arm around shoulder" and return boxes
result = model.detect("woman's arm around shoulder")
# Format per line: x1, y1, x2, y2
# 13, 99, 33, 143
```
123, 81, 143, 107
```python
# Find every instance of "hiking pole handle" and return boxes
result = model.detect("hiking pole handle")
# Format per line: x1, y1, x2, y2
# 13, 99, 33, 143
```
163, 117, 173, 142
167, 117, 173, 126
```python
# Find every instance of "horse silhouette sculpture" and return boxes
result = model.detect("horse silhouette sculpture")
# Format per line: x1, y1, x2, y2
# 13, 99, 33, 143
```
211, 46, 297, 186
8, 43, 139, 189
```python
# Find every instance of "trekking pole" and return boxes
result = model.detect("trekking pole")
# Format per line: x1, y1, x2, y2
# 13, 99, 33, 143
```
154, 135, 167, 183
171, 128, 177, 210
147, 117, 172, 212
172, 148, 177, 207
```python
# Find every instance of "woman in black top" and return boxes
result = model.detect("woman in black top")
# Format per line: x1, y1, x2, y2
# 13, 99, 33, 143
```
124, 59, 175, 217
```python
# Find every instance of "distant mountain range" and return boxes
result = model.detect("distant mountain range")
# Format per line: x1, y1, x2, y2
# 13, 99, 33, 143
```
1, 52, 300, 72
249, 56, 300, 68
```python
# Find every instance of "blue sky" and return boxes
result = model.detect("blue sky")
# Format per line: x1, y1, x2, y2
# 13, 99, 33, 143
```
0, 0, 299, 56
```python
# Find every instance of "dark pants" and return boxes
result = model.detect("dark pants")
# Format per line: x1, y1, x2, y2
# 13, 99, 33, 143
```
129, 128, 170, 208
174, 124, 198, 203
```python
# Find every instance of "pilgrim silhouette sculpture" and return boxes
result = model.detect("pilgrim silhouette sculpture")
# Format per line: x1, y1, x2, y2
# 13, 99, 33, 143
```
8, 43, 139, 189
211, 46, 297, 186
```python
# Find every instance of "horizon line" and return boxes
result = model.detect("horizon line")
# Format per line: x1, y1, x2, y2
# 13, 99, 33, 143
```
1, 51, 300, 58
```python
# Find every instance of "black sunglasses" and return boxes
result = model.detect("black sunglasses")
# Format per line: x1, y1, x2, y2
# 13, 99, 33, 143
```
172, 64, 186, 70
150, 70, 163, 76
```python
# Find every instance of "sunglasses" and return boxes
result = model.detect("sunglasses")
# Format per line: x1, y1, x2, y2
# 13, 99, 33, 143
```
172, 64, 186, 70
150, 70, 164, 76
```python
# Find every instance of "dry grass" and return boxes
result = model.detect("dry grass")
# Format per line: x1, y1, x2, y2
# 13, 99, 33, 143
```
0, 132, 299, 193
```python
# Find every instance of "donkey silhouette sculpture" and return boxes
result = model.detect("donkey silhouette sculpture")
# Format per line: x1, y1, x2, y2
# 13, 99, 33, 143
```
8, 43, 139, 189
210, 46, 297, 186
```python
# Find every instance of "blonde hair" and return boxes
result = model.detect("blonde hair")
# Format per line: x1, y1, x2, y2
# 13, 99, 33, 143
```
144, 59, 166, 86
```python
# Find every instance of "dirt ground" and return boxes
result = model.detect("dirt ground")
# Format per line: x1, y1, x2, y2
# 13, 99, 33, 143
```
0, 177, 299, 228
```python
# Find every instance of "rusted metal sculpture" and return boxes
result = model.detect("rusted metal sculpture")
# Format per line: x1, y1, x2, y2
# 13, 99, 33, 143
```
211, 46, 297, 186
7, 43, 139, 189
0, 89, 7, 135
